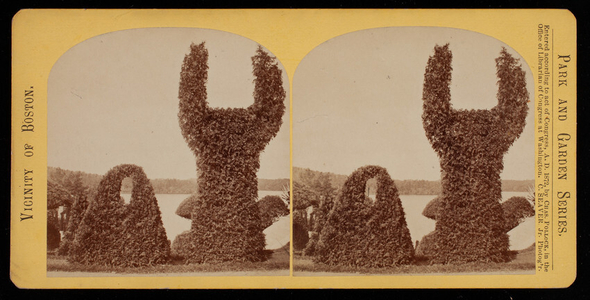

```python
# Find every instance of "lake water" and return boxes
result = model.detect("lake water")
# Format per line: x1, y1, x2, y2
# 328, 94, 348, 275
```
121, 191, 288, 250
123, 191, 533, 251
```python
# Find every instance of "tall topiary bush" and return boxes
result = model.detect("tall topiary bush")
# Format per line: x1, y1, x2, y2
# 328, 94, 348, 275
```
314, 165, 414, 267
69, 164, 170, 267
421, 44, 529, 263
172, 42, 286, 263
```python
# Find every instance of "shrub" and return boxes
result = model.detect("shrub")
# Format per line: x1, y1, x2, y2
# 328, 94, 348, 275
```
173, 42, 286, 263
414, 231, 436, 258
303, 187, 335, 256
292, 210, 310, 251
421, 44, 529, 263
175, 195, 196, 220
47, 180, 73, 209
502, 196, 535, 232
58, 189, 92, 256
258, 195, 289, 229
418, 195, 535, 260
47, 221, 61, 251
47, 181, 73, 251
314, 165, 414, 267
69, 164, 170, 267
421, 196, 441, 220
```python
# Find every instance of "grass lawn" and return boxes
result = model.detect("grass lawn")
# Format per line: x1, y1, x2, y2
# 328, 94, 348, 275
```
47, 245, 290, 276
293, 244, 536, 275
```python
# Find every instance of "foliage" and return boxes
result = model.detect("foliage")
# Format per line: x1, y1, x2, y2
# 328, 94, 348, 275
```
293, 167, 535, 195
314, 165, 414, 267
69, 164, 170, 267
421, 196, 441, 220
47, 221, 61, 251
414, 231, 436, 258
257, 195, 289, 229
49, 167, 288, 194
292, 210, 309, 251
58, 189, 92, 256
174, 195, 196, 219
173, 42, 286, 263
47, 180, 73, 209
502, 196, 535, 232
292, 181, 318, 210
303, 183, 336, 256
421, 44, 529, 263
419, 195, 535, 258
47, 181, 72, 251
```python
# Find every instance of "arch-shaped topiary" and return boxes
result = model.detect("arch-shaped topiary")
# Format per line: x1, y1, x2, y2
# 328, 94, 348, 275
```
172, 42, 286, 263
421, 44, 529, 263
68, 164, 170, 267
314, 165, 414, 267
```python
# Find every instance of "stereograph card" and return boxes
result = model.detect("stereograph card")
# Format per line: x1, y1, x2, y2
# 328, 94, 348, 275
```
10, 9, 576, 288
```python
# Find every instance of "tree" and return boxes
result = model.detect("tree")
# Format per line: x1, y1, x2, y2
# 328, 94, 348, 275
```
47, 181, 73, 251
315, 165, 414, 267
69, 164, 170, 267
57, 188, 91, 256
172, 42, 286, 263
421, 44, 529, 263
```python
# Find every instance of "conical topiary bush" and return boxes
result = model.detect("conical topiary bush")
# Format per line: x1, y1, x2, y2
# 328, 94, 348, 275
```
315, 165, 414, 267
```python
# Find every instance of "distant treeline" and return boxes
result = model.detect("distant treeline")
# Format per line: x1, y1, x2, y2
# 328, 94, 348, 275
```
293, 167, 534, 195
48, 167, 288, 194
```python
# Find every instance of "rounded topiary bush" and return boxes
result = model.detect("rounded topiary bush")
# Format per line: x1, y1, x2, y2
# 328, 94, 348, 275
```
502, 196, 535, 232
258, 195, 289, 230
69, 164, 170, 267
315, 165, 414, 267
421, 45, 528, 263
173, 42, 285, 263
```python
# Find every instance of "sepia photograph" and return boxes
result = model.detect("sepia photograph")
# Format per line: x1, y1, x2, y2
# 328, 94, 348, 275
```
46, 28, 290, 276
292, 27, 535, 275
10, 9, 577, 289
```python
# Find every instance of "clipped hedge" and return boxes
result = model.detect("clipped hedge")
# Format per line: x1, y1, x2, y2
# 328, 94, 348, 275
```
173, 42, 286, 263
421, 44, 529, 263
69, 164, 170, 267
502, 196, 535, 232
418, 195, 535, 259
258, 195, 289, 229
421, 196, 441, 220
314, 165, 414, 267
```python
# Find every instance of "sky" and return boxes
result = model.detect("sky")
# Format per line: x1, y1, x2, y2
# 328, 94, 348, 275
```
293, 27, 535, 181
48, 28, 290, 180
